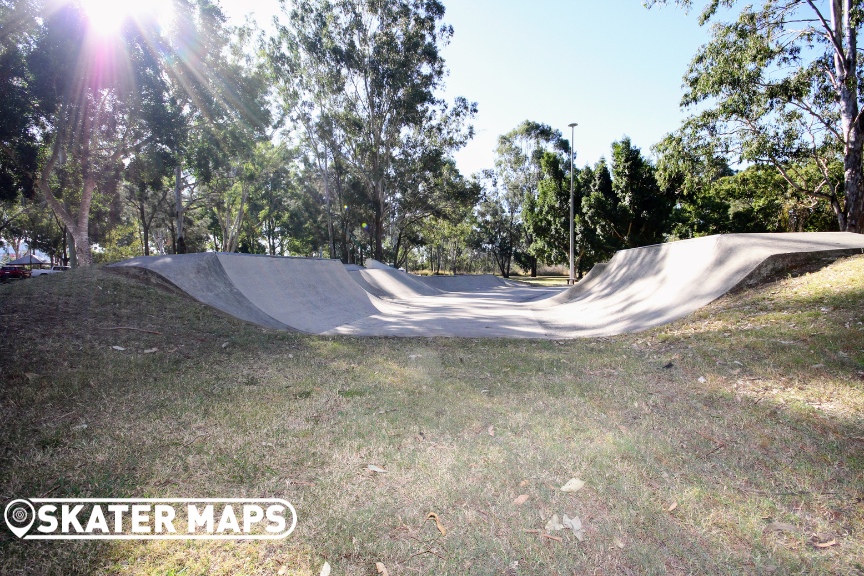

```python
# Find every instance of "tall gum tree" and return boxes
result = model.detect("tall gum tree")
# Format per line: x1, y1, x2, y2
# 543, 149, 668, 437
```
271, 0, 474, 261
9, 2, 182, 266
648, 0, 864, 232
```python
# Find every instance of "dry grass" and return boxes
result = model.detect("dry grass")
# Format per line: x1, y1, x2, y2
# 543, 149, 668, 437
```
1, 257, 863, 575
507, 275, 570, 287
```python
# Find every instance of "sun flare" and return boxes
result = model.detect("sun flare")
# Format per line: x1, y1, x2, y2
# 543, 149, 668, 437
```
78, 0, 175, 36
79, 0, 128, 35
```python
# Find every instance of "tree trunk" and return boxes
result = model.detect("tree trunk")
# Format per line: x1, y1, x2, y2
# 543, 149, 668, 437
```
323, 154, 335, 259
393, 230, 402, 268
833, 0, 863, 232
227, 177, 250, 253
139, 201, 150, 256
174, 163, 186, 254
61, 226, 68, 266
373, 182, 385, 261
68, 233, 77, 268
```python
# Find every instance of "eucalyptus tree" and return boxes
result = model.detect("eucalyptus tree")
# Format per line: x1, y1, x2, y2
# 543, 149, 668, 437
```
170, 19, 271, 254
471, 171, 523, 278
647, 0, 864, 232
124, 146, 172, 256
271, 0, 474, 261
0, 0, 41, 206
5, 2, 188, 266
494, 121, 569, 276
522, 151, 573, 266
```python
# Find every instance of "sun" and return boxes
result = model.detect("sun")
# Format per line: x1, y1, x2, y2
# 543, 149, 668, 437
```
78, 0, 175, 36
79, 0, 130, 36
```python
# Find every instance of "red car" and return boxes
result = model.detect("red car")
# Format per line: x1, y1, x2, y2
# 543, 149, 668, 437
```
0, 266, 31, 282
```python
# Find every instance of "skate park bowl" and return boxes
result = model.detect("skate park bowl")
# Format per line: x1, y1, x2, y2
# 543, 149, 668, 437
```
109, 232, 864, 339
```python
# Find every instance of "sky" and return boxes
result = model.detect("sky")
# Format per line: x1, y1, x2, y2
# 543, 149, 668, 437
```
219, 0, 716, 177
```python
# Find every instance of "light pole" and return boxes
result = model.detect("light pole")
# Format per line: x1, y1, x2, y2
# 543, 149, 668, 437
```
568, 122, 577, 285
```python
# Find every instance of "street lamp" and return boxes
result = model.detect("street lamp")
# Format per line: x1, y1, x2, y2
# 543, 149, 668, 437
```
568, 122, 577, 285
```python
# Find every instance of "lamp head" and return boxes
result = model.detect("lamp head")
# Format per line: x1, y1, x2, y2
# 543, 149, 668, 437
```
568, 122, 578, 127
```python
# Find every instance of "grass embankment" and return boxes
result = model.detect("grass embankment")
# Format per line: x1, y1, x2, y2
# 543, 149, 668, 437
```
1, 258, 863, 575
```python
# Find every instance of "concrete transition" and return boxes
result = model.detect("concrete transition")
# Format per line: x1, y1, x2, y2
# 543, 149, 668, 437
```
110, 232, 864, 339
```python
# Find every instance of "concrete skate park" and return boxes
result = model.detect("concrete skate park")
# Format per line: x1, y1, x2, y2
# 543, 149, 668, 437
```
111, 232, 864, 338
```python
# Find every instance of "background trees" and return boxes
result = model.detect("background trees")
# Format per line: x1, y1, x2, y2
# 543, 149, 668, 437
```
270, 0, 476, 265
2, 0, 856, 273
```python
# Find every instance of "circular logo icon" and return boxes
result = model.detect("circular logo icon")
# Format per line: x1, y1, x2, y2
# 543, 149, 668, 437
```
4, 499, 35, 538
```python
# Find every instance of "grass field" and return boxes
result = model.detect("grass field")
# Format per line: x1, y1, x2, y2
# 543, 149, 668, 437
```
507, 275, 570, 287
1, 256, 863, 575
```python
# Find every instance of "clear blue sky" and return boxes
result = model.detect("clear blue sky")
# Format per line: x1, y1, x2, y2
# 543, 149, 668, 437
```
220, 0, 714, 176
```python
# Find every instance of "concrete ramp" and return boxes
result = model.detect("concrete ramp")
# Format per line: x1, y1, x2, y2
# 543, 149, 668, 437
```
215, 254, 380, 332
110, 253, 290, 330
112, 253, 380, 333
416, 273, 510, 292
111, 232, 864, 338
532, 232, 864, 336
349, 268, 442, 299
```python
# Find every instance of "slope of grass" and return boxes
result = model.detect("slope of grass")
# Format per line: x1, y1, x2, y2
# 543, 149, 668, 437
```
1, 257, 863, 575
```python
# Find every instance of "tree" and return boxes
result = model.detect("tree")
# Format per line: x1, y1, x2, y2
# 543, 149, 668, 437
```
3, 1, 188, 266
472, 173, 522, 278
647, 0, 864, 232
494, 120, 569, 276
0, 0, 41, 205
653, 131, 736, 237
522, 151, 571, 266
581, 138, 672, 258
270, 0, 475, 261
124, 146, 172, 256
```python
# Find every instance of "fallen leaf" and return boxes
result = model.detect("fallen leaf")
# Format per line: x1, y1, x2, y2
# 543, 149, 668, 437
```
367, 465, 387, 474
545, 514, 564, 532
221, 342, 229, 349
143, 348, 158, 354
408, 354, 422, 359
614, 537, 625, 549
111, 346, 125, 351
24, 372, 39, 381
375, 561, 390, 575
513, 494, 529, 506
764, 522, 798, 534
562, 514, 585, 541
320, 561, 331, 576
488, 425, 495, 436
697, 376, 707, 383
560, 478, 585, 493
813, 539, 837, 548
667, 501, 678, 513
426, 512, 446, 536
519, 480, 529, 487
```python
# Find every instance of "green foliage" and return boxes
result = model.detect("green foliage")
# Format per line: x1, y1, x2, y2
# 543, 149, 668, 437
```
523, 152, 570, 265
492, 120, 569, 276
270, 0, 475, 262
648, 0, 864, 231
582, 138, 673, 254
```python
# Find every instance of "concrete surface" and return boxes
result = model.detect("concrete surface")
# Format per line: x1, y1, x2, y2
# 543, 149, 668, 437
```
110, 232, 864, 338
